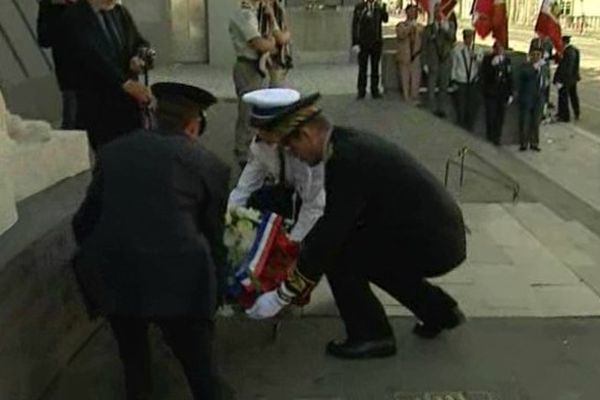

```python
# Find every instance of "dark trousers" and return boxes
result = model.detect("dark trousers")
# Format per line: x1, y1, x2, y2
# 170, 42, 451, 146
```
519, 102, 542, 147
109, 316, 221, 400
455, 82, 480, 131
326, 234, 459, 341
557, 84, 580, 122
76, 92, 142, 152
358, 43, 383, 95
484, 96, 507, 144
61, 90, 79, 130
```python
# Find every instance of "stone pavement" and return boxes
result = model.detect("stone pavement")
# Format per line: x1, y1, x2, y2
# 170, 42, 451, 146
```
40, 64, 600, 399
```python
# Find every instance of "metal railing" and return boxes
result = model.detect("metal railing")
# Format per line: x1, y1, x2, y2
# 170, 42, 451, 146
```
444, 146, 521, 202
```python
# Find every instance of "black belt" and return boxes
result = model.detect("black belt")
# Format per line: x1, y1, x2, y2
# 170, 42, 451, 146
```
237, 56, 258, 63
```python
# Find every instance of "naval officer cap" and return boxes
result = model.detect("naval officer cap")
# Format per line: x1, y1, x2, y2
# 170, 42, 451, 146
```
243, 88, 322, 138
151, 82, 217, 114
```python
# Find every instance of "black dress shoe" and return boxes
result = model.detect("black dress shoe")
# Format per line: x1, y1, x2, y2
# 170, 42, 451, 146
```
356, 93, 366, 100
412, 306, 466, 339
530, 145, 541, 152
326, 337, 396, 359
434, 111, 447, 119
519, 145, 527, 151
372, 91, 383, 99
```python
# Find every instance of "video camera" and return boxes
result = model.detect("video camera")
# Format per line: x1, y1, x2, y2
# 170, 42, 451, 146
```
137, 46, 157, 71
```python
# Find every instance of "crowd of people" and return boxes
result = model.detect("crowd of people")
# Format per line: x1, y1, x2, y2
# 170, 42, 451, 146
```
33, 0, 582, 399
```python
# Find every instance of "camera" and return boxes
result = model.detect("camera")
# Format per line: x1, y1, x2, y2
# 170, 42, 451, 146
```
137, 46, 157, 70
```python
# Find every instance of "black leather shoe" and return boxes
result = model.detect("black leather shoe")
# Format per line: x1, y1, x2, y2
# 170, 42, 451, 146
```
372, 91, 382, 99
530, 145, 541, 152
356, 93, 366, 100
412, 306, 466, 339
434, 110, 447, 119
326, 337, 396, 359
519, 145, 527, 151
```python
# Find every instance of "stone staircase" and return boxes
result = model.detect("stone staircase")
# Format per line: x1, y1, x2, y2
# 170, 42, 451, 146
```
302, 202, 600, 318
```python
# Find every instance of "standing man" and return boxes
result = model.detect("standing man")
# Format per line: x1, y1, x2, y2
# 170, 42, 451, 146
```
352, 0, 389, 100
481, 41, 513, 146
518, 47, 548, 152
395, 4, 424, 104
37, 0, 79, 130
72, 83, 229, 400
451, 29, 483, 131
245, 90, 467, 359
61, 0, 152, 151
422, 2, 456, 118
229, 0, 278, 168
529, 34, 554, 120
554, 36, 581, 122
266, 0, 293, 88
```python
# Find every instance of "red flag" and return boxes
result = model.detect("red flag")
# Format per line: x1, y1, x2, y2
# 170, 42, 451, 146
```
472, 0, 509, 48
417, 0, 455, 18
416, 0, 430, 14
535, 0, 564, 54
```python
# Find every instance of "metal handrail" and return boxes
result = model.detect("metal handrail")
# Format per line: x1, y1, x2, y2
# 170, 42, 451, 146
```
444, 146, 521, 202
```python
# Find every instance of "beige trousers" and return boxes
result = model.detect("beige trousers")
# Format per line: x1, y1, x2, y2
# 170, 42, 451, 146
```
398, 58, 422, 102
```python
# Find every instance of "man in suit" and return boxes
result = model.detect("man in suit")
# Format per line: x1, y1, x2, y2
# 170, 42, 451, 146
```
529, 34, 554, 120
422, 2, 456, 118
61, 0, 152, 151
395, 4, 424, 104
518, 47, 548, 152
72, 83, 230, 400
451, 29, 483, 131
244, 90, 467, 359
352, 0, 389, 99
554, 36, 581, 122
37, 0, 79, 129
481, 41, 513, 146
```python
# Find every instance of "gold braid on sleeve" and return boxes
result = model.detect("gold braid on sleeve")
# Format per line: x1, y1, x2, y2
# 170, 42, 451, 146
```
284, 267, 318, 306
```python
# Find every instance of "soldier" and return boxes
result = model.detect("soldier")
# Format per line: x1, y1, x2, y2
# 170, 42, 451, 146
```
352, 0, 389, 99
395, 4, 424, 104
451, 29, 483, 131
244, 89, 467, 360
229, 0, 279, 168
481, 41, 513, 146
554, 36, 581, 122
422, 2, 456, 118
72, 83, 230, 400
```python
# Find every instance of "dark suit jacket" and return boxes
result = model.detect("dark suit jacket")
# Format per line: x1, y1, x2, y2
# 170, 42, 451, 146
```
554, 45, 581, 87
518, 63, 548, 109
297, 128, 466, 281
61, 1, 150, 148
352, 2, 389, 47
37, 0, 77, 90
422, 21, 456, 67
72, 130, 230, 318
481, 54, 513, 100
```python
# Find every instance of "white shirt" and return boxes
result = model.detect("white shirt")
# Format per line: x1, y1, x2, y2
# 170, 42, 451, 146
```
228, 138, 326, 242
451, 43, 484, 84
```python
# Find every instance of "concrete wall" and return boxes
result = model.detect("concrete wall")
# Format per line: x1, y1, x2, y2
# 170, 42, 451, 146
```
207, 0, 238, 68
0, 0, 60, 122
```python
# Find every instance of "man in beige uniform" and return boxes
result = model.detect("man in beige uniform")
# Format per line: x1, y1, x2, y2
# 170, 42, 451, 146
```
229, 0, 278, 168
395, 4, 424, 104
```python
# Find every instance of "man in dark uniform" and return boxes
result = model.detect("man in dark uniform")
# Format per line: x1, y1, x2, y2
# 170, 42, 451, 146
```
72, 83, 229, 399
518, 47, 548, 152
37, 0, 79, 129
352, 0, 389, 99
62, 0, 152, 151
481, 41, 513, 146
245, 90, 467, 359
554, 36, 581, 122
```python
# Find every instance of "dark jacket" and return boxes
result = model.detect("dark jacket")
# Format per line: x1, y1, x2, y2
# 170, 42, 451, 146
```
481, 53, 513, 100
422, 21, 456, 67
37, 0, 77, 90
352, 1, 389, 47
62, 1, 149, 94
72, 130, 230, 318
297, 128, 466, 281
518, 63, 548, 108
554, 45, 581, 87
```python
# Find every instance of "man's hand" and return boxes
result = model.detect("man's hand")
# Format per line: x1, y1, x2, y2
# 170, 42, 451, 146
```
246, 289, 290, 319
351, 45, 360, 54
423, 64, 429, 75
123, 80, 151, 105
555, 82, 564, 90
507, 95, 514, 106
129, 56, 146, 75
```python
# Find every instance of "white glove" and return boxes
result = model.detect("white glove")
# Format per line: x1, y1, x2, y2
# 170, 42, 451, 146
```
246, 287, 292, 319
555, 82, 564, 90
507, 96, 514, 106
351, 45, 360, 54
423, 65, 429, 74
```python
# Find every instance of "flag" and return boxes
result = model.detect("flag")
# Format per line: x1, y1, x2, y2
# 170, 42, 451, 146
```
472, 0, 509, 48
535, 0, 564, 54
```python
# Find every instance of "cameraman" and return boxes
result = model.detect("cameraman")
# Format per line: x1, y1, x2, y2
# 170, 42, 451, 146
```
62, 0, 152, 151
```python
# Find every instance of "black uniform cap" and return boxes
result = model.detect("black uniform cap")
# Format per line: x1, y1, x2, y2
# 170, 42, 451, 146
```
151, 82, 217, 113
